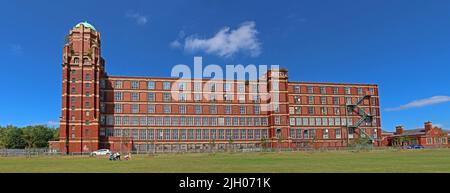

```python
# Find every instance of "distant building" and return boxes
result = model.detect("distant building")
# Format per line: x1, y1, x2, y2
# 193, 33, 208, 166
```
388, 121, 448, 147
49, 22, 382, 154
380, 130, 393, 146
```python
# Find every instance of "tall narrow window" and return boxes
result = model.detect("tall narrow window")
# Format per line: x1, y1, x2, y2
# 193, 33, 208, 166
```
294, 85, 300, 93
336, 129, 341, 139
254, 106, 260, 114
148, 81, 155, 89
345, 87, 351, 95
294, 106, 301, 114
179, 105, 186, 114
178, 82, 186, 91
179, 93, 186, 102
83, 58, 88, 65
114, 104, 122, 113
115, 80, 123, 89
334, 107, 340, 115
163, 82, 171, 90
163, 104, 171, 113
294, 96, 301, 104
323, 129, 329, 139
333, 97, 339, 105
224, 83, 232, 92
131, 92, 139, 101
131, 104, 139, 113
358, 87, 363, 95
369, 88, 375, 95
240, 106, 246, 114
333, 87, 339, 94
147, 93, 154, 101
320, 96, 327, 104
210, 105, 217, 114
147, 104, 155, 113
308, 96, 314, 104
238, 83, 245, 93
194, 82, 202, 92
131, 81, 139, 89
114, 92, 123, 101
320, 86, 326, 94
194, 93, 201, 101
307, 86, 314, 94
308, 107, 314, 115
195, 105, 202, 114
225, 105, 231, 114
275, 116, 281, 125
163, 92, 171, 102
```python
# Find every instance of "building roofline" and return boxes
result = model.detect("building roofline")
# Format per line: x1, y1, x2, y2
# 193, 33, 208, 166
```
104, 75, 378, 86
104, 75, 260, 82
288, 81, 378, 86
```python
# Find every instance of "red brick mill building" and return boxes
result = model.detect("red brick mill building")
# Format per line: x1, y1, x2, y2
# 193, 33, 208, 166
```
49, 22, 382, 154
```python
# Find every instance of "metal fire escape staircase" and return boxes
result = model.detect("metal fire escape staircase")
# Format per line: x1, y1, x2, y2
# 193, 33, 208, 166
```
346, 94, 375, 143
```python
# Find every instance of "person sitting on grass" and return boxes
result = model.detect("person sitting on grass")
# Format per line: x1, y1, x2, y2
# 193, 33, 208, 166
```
109, 153, 115, 161
115, 152, 121, 161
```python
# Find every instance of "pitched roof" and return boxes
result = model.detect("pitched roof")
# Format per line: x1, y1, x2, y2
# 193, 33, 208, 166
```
401, 128, 425, 136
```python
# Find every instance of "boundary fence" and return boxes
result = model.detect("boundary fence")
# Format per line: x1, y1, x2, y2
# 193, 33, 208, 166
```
1, 146, 446, 157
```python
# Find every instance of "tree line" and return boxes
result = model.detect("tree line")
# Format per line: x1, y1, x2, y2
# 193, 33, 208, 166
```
0, 125, 58, 149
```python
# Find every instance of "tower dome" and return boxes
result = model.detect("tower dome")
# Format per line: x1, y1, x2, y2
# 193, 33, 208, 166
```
74, 21, 97, 31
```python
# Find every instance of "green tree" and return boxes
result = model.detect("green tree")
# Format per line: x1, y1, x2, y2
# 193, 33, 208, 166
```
260, 137, 267, 152
353, 135, 372, 151
0, 125, 58, 149
1, 125, 26, 149
22, 125, 56, 148
228, 137, 234, 152
53, 128, 59, 140
209, 139, 216, 153
0, 126, 5, 148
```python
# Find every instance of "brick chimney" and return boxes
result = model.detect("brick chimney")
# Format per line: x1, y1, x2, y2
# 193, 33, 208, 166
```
425, 121, 433, 132
395, 125, 404, 135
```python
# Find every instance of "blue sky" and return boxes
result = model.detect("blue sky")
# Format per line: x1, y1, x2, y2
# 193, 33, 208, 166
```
0, 0, 449, 131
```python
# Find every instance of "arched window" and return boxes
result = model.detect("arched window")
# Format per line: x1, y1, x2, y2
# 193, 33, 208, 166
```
83, 58, 89, 65
73, 57, 79, 64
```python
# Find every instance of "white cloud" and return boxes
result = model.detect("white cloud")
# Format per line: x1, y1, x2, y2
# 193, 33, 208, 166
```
10, 44, 23, 55
27, 120, 59, 128
169, 31, 187, 49
385, 96, 450, 111
125, 11, 148, 25
169, 40, 182, 49
46, 120, 59, 128
178, 21, 261, 58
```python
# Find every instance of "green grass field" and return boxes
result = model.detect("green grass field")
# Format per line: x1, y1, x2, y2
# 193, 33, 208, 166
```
1, 149, 450, 173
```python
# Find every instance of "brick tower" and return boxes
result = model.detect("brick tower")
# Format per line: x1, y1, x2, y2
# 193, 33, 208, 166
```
266, 69, 291, 149
58, 22, 105, 154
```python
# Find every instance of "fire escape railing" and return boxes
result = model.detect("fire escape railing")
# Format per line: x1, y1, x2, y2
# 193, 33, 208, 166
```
346, 94, 375, 143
